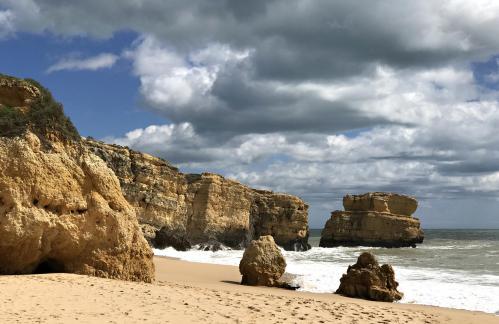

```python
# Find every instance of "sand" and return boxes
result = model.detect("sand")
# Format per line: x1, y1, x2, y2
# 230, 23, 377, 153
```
0, 257, 497, 324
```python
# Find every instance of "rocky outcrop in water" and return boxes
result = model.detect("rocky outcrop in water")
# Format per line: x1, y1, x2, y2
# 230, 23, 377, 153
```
239, 235, 287, 287
85, 139, 310, 251
336, 252, 403, 302
320, 192, 424, 248
0, 75, 154, 282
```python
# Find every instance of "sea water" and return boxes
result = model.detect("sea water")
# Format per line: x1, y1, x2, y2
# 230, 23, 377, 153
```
154, 229, 499, 314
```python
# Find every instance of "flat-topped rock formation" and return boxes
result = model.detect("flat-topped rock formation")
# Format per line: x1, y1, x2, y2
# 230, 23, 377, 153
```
0, 75, 154, 282
343, 192, 418, 216
320, 192, 424, 248
85, 139, 310, 251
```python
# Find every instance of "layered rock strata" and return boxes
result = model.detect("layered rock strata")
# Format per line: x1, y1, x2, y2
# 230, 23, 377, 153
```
85, 139, 310, 251
0, 76, 154, 281
336, 252, 403, 302
320, 192, 424, 248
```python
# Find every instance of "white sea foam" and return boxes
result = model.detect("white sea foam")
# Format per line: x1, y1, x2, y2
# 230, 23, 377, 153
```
154, 247, 499, 314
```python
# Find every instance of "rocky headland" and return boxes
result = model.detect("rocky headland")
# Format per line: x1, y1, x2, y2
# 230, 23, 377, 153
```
0, 75, 154, 281
320, 192, 424, 248
85, 139, 310, 251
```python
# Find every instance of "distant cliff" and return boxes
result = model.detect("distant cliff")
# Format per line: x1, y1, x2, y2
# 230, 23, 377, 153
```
320, 192, 424, 248
85, 139, 310, 251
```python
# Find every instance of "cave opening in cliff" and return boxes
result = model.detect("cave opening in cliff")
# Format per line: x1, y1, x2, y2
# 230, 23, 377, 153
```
33, 258, 66, 274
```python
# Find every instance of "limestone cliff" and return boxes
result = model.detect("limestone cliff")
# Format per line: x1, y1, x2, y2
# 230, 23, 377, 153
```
85, 139, 310, 251
0, 75, 154, 281
320, 192, 424, 248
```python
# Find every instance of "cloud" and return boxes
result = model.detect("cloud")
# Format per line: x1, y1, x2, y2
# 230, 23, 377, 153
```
124, 37, 250, 111
123, 36, 391, 138
5, 1, 499, 74
107, 62, 499, 202
0, 10, 14, 38
4, 0, 499, 225
46, 53, 119, 73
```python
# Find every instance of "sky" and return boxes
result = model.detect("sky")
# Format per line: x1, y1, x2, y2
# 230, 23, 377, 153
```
1, 0, 499, 229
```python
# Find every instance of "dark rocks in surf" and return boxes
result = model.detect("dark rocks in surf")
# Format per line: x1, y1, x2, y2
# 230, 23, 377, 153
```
152, 226, 191, 251
336, 252, 403, 302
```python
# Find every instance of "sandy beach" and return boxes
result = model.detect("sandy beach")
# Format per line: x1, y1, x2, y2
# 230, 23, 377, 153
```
0, 256, 496, 324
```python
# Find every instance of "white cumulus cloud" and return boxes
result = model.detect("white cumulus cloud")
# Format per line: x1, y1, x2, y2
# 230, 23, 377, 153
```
46, 53, 119, 73
125, 36, 249, 111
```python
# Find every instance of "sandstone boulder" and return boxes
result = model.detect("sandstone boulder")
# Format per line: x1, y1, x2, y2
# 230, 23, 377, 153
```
239, 236, 286, 286
320, 192, 424, 248
336, 252, 403, 302
86, 139, 310, 251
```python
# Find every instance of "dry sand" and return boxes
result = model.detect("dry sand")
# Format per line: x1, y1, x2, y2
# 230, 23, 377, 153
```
0, 256, 497, 324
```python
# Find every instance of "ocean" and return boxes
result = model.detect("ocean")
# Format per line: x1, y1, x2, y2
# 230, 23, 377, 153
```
154, 229, 499, 314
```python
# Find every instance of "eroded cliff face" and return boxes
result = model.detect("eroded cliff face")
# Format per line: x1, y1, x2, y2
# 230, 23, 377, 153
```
85, 139, 310, 251
0, 133, 155, 281
0, 76, 154, 282
320, 192, 424, 248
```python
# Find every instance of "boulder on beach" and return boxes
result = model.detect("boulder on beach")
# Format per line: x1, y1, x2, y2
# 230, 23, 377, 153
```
320, 192, 424, 248
0, 75, 154, 282
336, 252, 403, 302
239, 235, 286, 287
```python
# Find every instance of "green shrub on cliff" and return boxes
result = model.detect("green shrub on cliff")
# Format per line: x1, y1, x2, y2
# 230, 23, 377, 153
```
0, 75, 80, 141
0, 105, 29, 137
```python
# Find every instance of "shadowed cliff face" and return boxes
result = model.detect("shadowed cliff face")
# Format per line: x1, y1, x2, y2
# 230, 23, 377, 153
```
85, 139, 311, 251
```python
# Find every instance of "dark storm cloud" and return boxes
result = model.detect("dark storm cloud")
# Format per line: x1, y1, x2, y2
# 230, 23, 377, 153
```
6, 0, 499, 137
437, 160, 499, 175
184, 66, 393, 135
184, 99, 389, 137
6, 0, 499, 79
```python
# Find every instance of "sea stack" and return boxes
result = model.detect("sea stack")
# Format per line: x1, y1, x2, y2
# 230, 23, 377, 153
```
0, 75, 154, 282
320, 192, 424, 248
